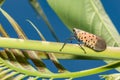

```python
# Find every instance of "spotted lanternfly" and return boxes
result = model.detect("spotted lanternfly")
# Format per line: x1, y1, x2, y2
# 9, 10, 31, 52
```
60, 28, 106, 53
73, 28, 106, 51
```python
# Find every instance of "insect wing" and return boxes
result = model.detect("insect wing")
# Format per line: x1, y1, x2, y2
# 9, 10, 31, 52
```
94, 37, 106, 51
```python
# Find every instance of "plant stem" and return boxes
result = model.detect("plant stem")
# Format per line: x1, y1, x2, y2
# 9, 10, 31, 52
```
0, 37, 119, 60
1, 57, 120, 79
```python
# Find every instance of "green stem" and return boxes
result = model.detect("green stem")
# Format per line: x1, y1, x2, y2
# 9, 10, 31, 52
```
52, 61, 120, 79
1, 57, 120, 79
0, 37, 120, 60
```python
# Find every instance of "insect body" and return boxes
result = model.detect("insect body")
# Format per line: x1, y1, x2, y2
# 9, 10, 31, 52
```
73, 28, 106, 52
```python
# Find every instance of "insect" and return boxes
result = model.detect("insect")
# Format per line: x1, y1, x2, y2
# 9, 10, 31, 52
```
60, 28, 106, 53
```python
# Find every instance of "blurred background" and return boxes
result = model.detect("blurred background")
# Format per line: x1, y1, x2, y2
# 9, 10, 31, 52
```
0, 0, 120, 80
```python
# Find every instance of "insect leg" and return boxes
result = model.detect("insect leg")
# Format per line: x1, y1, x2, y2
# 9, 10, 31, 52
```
60, 37, 75, 51
78, 43, 86, 54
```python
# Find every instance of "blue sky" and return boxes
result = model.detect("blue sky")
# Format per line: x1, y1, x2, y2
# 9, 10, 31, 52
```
0, 0, 120, 80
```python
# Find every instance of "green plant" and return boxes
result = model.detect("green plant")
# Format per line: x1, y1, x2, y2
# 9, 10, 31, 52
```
0, 0, 120, 80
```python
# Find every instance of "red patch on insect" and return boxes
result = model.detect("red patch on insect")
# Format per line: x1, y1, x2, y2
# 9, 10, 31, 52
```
73, 28, 106, 52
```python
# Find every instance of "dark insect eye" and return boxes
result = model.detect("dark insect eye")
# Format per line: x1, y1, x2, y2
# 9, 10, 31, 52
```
84, 36, 86, 39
